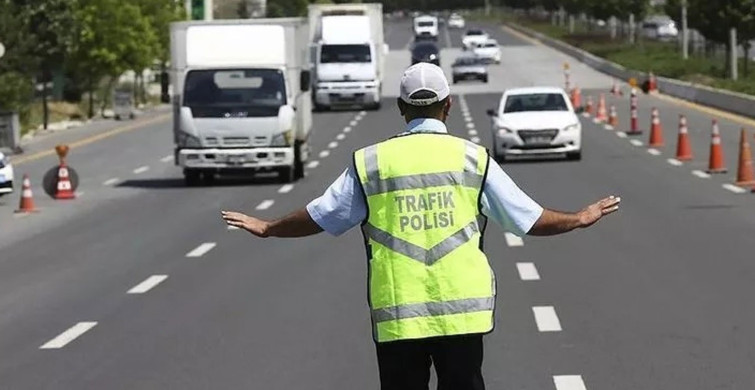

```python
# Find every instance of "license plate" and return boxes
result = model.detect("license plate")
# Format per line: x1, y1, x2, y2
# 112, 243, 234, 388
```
228, 156, 246, 164
525, 136, 551, 145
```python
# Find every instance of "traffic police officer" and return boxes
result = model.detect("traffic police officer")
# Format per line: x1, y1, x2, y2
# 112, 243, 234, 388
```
222, 63, 620, 390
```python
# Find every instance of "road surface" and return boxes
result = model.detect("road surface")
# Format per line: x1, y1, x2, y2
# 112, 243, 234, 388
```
1, 19, 755, 390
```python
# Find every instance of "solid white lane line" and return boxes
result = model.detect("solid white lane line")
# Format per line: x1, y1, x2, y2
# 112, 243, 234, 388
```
343, 126, 352, 133
667, 158, 683, 166
328, 141, 338, 149
647, 148, 661, 155
306, 160, 320, 169
516, 262, 540, 281
504, 232, 524, 247
350, 120, 358, 126
468, 129, 478, 136
319, 150, 330, 158
692, 170, 711, 179
553, 375, 587, 390
336, 133, 345, 140
470, 136, 481, 144
103, 177, 120, 186
160, 155, 174, 163
616, 131, 628, 138
629, 139, 643, 147
466, 122, 475, 129
186, 242, 217, 257
533, 306, 562, 332
255, 200, 275, 210
723, 184, 747, 194
133, 165, 150, 174
40, 322, 98, 349
128, 275, 168, 294
278, 184, 294, 194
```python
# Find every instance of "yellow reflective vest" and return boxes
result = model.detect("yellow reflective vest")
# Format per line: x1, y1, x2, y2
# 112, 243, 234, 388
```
354, 132, 495, 343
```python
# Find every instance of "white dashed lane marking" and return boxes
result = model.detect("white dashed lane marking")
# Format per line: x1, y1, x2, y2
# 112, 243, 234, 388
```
133, 166, 150, 174
160, 155, 174, 163
723, 184, 747, 194
255, 200, 275, 210
516, 262, 540, 281
186, 242, 217, 257
336, 133, 345, 140
647, 148, 661, 155
307, 160, 320, 169
629, 139, 643, 147
504, 232, 524, 247
468, 129, 478, 136
692, 170, 711, 179
40, 322, 98, 349
533, 306, 562, 332
328, 141, 338, 149
604, 125, 614, 131
553, 375, 587, 390
103, 178, 120, 186
470, 136, 481, 144
350, 120, 358, 126
319, 150, 330, 158
128, 275, 168, 294
343, 126, 352, 133
466, 123, 475, 129
667, 158, 683, 166
278, 184, 294, 194
616, 131, 628, 138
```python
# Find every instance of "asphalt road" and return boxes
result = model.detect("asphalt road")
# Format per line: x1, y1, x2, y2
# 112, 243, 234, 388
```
2, 19, 755, 390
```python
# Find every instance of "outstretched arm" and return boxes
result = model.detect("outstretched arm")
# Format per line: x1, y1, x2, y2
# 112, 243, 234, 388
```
221, 208, 323, 238
528, 196, 621, 236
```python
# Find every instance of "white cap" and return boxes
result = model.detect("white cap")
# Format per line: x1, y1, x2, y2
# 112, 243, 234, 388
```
399, 63, 450, 106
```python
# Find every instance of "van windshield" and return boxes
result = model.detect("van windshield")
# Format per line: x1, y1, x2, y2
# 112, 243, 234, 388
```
320, 44, 371, 63
184, 69, 286, 118
504, 93, 568, 113
417, 21, 435, 27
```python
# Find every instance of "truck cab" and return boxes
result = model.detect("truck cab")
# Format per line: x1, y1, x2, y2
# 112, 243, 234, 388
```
413, 15, 439, 40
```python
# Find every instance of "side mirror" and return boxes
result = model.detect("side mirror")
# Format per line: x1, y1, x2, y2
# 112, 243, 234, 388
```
300, 70, 311, 92
486, 109, 497, 117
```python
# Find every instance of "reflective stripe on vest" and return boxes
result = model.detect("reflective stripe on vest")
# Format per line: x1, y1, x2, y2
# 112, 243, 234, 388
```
355, 133, 495, 343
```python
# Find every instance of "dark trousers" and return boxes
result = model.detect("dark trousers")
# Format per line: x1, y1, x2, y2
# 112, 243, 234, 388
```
375, 334, 485, 390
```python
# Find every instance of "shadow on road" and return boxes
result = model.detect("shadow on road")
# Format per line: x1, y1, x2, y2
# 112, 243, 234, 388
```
117, 174, 284, 189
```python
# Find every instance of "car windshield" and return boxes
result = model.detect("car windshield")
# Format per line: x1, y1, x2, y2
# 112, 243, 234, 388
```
482, 42, 497, 48
320, 44, 371, 63
504, 93, 568, 113
466, 30, 484, 36
184, 69, 286, 118
417, 21, 435, 27
454, 57, 482, 66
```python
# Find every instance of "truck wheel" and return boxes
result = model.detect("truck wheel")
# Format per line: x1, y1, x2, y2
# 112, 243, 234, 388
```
294, 142, 305, 179
278, 166, 295, 183
184, 169, 201, 186
201, 171, 216, 185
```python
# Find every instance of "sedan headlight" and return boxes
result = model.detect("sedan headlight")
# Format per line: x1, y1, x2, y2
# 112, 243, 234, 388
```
563, 124, 580, 132
271, 130, 293, 147
178, 131, 201, 148
497, 127, 513, 137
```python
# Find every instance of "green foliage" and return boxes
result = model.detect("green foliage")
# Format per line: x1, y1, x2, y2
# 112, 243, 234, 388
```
267, 0, 309, 17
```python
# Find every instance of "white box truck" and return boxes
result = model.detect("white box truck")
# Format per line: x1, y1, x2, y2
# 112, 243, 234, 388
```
170, 18, 312, 185
413, 15, 439, 40
308, 3, 387, 110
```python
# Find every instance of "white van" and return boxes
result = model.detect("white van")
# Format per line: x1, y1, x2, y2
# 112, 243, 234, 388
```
413, 15, 439, 40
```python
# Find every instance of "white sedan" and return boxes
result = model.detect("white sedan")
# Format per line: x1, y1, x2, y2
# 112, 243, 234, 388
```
487, 87, 582, 161
462, 29, 489, 50
472, 39, 501, 64
448, 14, 465, 29
0, 151, 14, 197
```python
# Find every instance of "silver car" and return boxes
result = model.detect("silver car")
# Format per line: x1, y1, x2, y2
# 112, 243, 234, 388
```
451, 56, 488, 84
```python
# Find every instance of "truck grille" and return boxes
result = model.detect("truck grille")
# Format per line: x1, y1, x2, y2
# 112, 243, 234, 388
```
223, 136, 251, 146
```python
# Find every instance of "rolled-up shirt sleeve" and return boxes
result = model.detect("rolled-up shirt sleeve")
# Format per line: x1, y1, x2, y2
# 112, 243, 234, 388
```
480, 158, 544, 236
306, 165, 367, 236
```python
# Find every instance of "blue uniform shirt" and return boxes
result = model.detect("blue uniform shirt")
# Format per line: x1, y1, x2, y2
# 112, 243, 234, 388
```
306, 118, 544, 237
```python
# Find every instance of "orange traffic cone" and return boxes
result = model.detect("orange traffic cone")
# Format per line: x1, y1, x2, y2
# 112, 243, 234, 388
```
596, 94, 607, 122
707, 119, 727, 174
648, 107, 664, 147
54, 163, 76, 199
608, 105, 618, 128
571, 87, 582, 109
734, 128, 755, 186
15, 174, 37, 213
585, 96, 594, 116
610, 79, 622, 96
675, 115, 693, 161
648, 71, 658, 92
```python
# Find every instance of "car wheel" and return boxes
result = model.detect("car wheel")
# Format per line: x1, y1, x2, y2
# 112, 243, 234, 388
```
184, 169, 201, 186
566, 151, 582, 161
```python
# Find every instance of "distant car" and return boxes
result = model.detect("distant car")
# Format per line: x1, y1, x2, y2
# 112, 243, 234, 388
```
0, 151, 14, 197
452, 55, 488, 83
448, 14, 465, 29
472, 39, 501, 64
462, 29, 489, 50
413, 15, 439, 40
641, 18, 679, 40
411, 41, 440, 66
487, 87, 582, 161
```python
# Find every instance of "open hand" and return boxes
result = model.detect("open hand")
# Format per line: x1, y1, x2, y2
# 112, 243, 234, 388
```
221, 211, 270, 237
578, 196, 621, 228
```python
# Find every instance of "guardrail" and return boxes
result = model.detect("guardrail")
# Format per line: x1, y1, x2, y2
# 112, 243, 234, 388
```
507, 23, 755, 120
